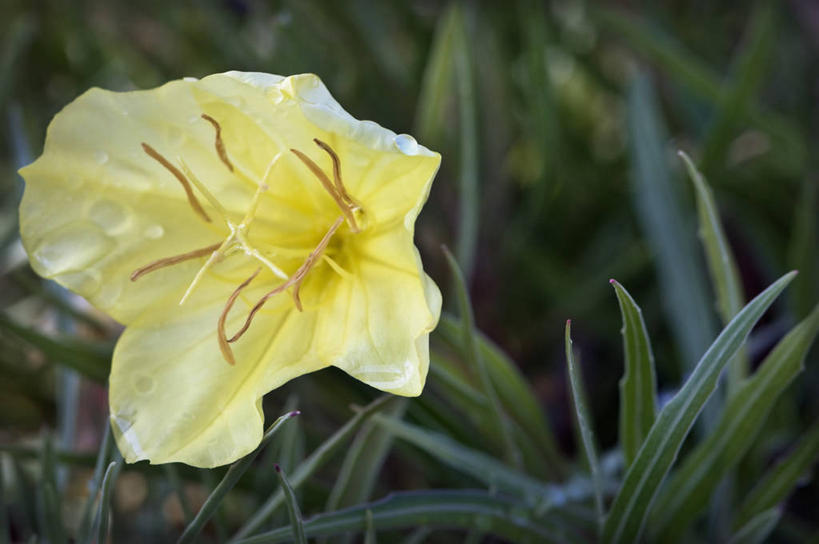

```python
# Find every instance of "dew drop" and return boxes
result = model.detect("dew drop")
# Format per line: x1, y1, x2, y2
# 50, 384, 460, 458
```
134, 375, 155, 394
394, 134, 418, 155
88, 199, 131, 233
94, 150, 109, 164
144, 224, 164, 239
32, 221, 114, 275
55, 269, 102, 297
183, 76, 198, 82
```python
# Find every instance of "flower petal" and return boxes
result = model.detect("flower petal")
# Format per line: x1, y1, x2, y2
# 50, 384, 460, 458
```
323, 226, 442, 396
109, 275, 328, 467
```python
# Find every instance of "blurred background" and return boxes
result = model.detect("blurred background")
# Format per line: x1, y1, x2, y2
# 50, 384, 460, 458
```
1, 0, 817, 542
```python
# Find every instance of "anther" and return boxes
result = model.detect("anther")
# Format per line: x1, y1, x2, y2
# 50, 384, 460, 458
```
218, 267, 261, 366
130, 243, 221, 281
313, 139, 357, 209
142, 142, 211, 223
229, 217, 344, 343
290, 148, 359, 232
201, 114, 234, 172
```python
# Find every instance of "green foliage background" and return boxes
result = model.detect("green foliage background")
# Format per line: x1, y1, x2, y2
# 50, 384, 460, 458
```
1, 1, 818, 542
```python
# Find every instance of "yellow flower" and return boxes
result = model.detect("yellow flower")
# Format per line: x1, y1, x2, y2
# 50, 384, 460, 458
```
19, 72, 442, 467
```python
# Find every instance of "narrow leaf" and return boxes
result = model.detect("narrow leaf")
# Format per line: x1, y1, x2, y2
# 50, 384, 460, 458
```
374, 415, 591, 508
727, 508, 781, 544
601, 271, 796, 544
77, 422, 112, 543
610, 279, 657, 468
232, 396, 394, 541
679, 151, 747, 392
234, 490, 567, 544
626, 73, 716, 372
364, 510, 376, 544
414, 3, 457, 144
178, 411, 300, 544
91, 461, 121, 544
436, 314, 564, 475
442, 247, 520, 467
565, 320, 604, 528
735, 419, 819, 528
649, 302, 819, 540
0, 467, 8, 544
275, 465, 306, 544
326, 399, 407, 512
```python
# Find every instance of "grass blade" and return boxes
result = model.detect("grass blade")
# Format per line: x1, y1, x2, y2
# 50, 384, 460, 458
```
37, 435, 64, 544
700, 2, 776, 172
414, 3, 457, 144
679, 151, 747, 392
232, 396, 395, 541
235, 490, 567, 544
601, 271, 796, 544
442, 247, 520, 467
436, 315, 565, 475
374, 414, 593, 509
0, 313, 111, 383
178, 410, 300, 544
326, 399, 407, 513
364, 510, 376, 544
610, 280, 657, 468
727, 508, 781, 544
649, 302, 819, 539
90, 461, 122, 544
76, 422, 112, 543
735, 419, 819, 529
788, 179, 818, 319
0, 467, 8, 544
274, 465, 306, 544
626, 73, 716, 372
565, 321, 604, 528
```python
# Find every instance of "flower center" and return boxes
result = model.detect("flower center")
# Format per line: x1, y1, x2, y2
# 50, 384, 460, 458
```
129, 114, 363, 365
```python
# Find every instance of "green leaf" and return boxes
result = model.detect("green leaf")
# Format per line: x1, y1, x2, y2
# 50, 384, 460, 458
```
164, 464, 192, 524
610, 280, 657, 468
232, 396, 395, 541
700, 2, 776, 172
601, 271, 796, 544
565, 320, 604, 528
679, 151, 748, 392
649, 301, 819, 540
727, 508, 781, 544
626, 73, 716, 372
77, 422, 112, 543
374, 415, 589, 510
178, 410, 300, 544
37, 435, 64, 544
234, 490, 569, 544
326, 399, 407, 513
0, 313, 111, 383
414, 3, 458, 144
442, 247, 520, 468
364, 509, 376, 544
788, 180, 819, 318
275, 465, 306, 544
436, 315, 565, 476
735, 419, 819, 528
90, 461, 121, 544
0, 466, 8, 544
451, 4, 480, 278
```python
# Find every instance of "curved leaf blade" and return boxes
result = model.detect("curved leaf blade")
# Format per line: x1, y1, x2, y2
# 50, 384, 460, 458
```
601, 271, 796, 544
611, 280, 657, 468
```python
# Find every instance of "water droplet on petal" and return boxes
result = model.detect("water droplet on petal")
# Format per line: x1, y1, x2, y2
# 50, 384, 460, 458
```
56, 269, 102, 297
32, 221, 114, 275
183, 76, 198, 82
134, 375, 155, 394
144, 224, 164, 239
88, 199, 131, 233
94, 150, 109, 164
394, 134, 418, 155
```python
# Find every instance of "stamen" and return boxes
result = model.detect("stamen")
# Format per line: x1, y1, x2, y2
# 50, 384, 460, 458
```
290, 148, 359, 232
230, 217, 344, 343
179, 237, 232, 305
130, 243, 221, 281
218, 267, 261, 366
179, 158, 229, 222
313, 139, 357, 208
142, 143, 211, 223
201, 114, 234, 172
